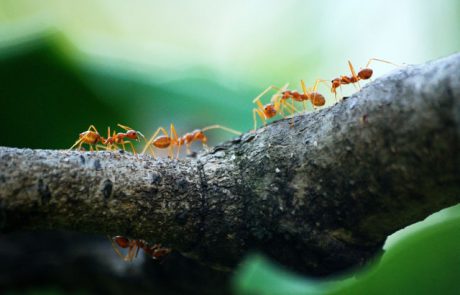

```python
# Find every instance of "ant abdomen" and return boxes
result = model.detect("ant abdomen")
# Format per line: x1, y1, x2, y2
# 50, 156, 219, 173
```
310, 93, 326, 106
113, 236, 130, 248
153, 136, 172, 148
358, 68, 373, 80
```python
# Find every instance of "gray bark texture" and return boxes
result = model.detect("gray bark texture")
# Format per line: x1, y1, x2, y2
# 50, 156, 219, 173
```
1, 53, 459, 276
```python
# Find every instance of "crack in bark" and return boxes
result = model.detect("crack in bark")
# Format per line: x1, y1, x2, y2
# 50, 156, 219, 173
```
196, 159, 209, 254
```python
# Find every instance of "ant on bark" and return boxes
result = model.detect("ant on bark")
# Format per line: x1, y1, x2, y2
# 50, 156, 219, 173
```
110, 236, 171, 262
69, 125, 106, 151
70, 124, 144, 154
104, 124, 145, 154
252, 83, 296, 130
142, 124, 241, 158
252, 80, 329, 130
331, 58, 399, 99
287, 79, 328, 108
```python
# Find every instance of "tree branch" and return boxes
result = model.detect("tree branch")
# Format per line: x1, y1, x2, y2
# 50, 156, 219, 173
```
1, 53, 459, 276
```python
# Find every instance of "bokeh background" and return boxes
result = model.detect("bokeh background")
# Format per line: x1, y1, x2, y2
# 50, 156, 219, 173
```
0, 1, 459, 294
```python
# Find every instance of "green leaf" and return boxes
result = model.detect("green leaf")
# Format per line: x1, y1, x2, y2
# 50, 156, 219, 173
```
234, 205, 460, 295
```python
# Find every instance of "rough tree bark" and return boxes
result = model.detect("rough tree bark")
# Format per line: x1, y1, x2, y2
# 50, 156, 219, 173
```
0, 53, 459, 276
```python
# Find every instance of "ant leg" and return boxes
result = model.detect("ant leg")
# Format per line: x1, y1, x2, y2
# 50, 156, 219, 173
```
123, 140, 137, 154
69, 137, 84, 150
253, 109, 266, 131
314, 79, 331, 104
175, 141, 182, 159
147, 145, 156, 158
252, 85, 280, 104
365, 58, 400, 68
202, 141, 209, 151
300, 80, 309, 111
124, 245, 132, 262
185, 143, 192, 155
282, 100, 298, 114
273, 83, 293, 114
117, 123, 133, 132
120, 142, 127, 152
201, 125, 242, 135
170, 123, 180, 159
95, 144, 107, 151
348, 61, 361, 89
88, 125, 100, 134
135, 245, 141, 258
109, 236, 127, 261
141, 127, 168, 154
313, 79, 330, 92
128, 244, 139, 262
269, 83, 289, 104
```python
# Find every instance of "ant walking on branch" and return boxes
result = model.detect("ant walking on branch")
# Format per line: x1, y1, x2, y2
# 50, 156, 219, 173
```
284, 79, 329, 108
331, 58, 399, 99
142, 124, 241, 158
252, 83, 297, 130
70, 124, 145, 154
69, 125, 106, 151
252, 79, 330, 130
104, 124, 145, 154
110, 236, 171, 262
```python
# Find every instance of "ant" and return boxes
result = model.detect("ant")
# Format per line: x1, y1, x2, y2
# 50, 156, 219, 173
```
110, 236, 171, 262
142, 124, 241, 158
104, 124, 145, 154
252, 83, 297, 130
285, 79, 328, 108
69, 125, 106, 151
331, 58, 399, 99
252, 80, 329, 130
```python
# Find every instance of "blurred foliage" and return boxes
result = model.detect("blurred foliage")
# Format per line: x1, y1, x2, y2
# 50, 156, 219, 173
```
0, 35, 252, 149
234, 204, 460, 295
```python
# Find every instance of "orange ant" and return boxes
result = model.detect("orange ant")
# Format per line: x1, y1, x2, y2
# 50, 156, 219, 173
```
110, 236, 171, 262
252, 83, 297, 130
104, 124, 145, 154
331, 58, 399, 99
69, 125, 106, 151
285, 79, 328, 108
142, 124, 241, 158
252, 80, 329, 130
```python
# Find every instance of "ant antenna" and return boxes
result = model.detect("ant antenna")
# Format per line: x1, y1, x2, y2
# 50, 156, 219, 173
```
365, 58, 400, 68
201, 125, 242, 136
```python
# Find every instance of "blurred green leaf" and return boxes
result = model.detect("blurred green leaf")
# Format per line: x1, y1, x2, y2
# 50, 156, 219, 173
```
234, 205, 460, 295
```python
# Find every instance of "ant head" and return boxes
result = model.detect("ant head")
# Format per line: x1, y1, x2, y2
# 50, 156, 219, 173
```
189, 130, 206, 142
113, 236, 130, 248
331, 79, 341, 88
358, 68, 373, 80
281, 91, 290, 99
264, 104, 277, 118
195, 130, 206, 141
126, 130, 144, 141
